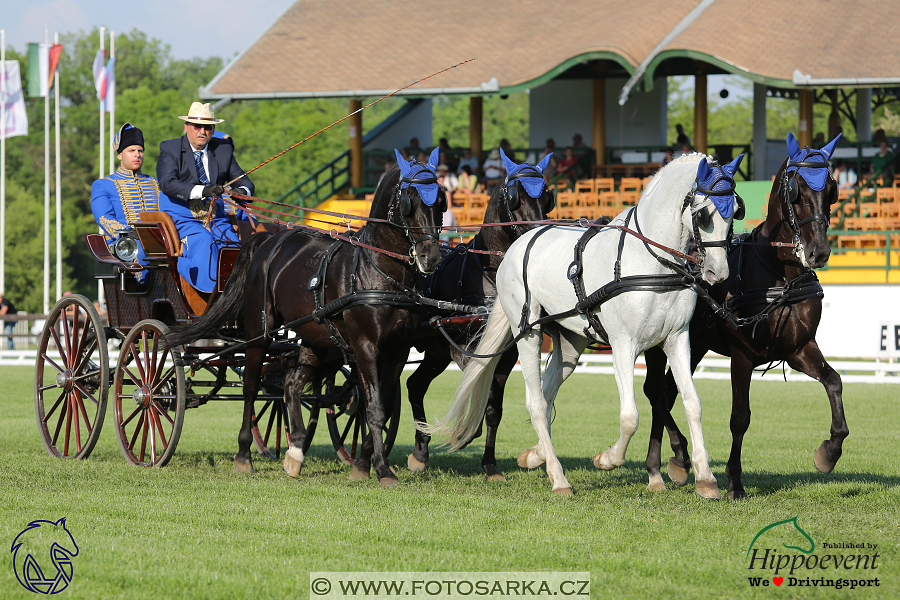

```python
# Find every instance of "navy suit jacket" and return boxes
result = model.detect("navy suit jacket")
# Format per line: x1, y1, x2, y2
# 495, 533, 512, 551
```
157, 135, 254, 201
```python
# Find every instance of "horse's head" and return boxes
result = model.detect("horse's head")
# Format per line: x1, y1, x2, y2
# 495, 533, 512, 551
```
487, 148, 555, 235
771, 132, 840, 269
684, 154, 745, 284
386, 147, 445, 273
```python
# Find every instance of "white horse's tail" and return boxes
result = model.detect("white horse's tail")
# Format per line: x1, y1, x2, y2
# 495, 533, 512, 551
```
418, 299, 512, 450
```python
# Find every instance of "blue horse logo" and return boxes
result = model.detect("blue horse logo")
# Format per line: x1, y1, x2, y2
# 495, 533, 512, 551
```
11, 518, 79, 594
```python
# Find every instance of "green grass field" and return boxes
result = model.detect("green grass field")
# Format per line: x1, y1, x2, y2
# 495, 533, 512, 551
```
1, 365, 897, 599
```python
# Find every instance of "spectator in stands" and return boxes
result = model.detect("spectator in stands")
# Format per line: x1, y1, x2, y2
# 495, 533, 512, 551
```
438, 138, 458, 173
557, 147, 578, 183
457, 148, 479, 176
832, 159, 857, 190
661, 147, 675, 167
406, 137, 421, 157
873, 128, 888, 145
457, 164, 478, 194
482, 149, 505, 194
416, 151, 428, 165
813, 132, 825, 148
0, 290, 17, 350
545, 137, 558, 158
377, 161, 394, 189
540, 142, 559, 179
436, 164, 458, 206
871, 139, 894, 181
675, 124, 691, 148
676, 141, 693, 157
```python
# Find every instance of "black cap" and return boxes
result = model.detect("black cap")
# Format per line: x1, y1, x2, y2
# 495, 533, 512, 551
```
113, 123, 144, 153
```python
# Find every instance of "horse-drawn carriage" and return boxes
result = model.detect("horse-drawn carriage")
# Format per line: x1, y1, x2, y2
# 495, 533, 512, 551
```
34, 209, 397, 468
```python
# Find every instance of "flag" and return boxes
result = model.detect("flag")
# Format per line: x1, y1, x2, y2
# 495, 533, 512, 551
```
27, 43, 52, 97
103, 56, 115, 113
1, 61, 29, 139
93, 49, 107, 102
46, 44, 63, 91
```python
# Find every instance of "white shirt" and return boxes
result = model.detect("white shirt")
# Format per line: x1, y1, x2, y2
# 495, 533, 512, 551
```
189, 145, 211, 200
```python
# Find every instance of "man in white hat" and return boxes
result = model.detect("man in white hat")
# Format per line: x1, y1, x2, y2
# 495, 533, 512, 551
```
157, 102, 254, 294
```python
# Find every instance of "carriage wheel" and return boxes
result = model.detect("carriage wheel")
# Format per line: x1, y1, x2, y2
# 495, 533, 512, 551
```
34, 294, 109, 459
327, 383, 401, 465
113, 320, 185, 467
251, 396, 319, 459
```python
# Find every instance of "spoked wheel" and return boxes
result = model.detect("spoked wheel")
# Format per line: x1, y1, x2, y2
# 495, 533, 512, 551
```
252, 396, 320, 459
327, 380, 401, 466
113, 319, 185, 467
34, 294, 109, 459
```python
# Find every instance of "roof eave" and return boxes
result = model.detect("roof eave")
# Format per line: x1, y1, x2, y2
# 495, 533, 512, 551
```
641, 49, 793, 90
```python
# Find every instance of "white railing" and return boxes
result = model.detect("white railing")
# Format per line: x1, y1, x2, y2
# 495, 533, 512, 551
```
7, 350, 898, 384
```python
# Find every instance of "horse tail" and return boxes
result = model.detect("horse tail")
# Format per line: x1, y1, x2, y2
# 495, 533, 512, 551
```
163, 232, 272, 349
418, 297, 512, 450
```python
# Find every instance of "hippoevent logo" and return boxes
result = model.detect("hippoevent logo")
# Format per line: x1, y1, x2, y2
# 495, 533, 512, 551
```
10, 518, 79, 594
745, 517, 881, 590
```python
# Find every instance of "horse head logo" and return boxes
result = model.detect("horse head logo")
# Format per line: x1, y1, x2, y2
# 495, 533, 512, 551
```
11, 518, 79, 594
746, 517, 815, 558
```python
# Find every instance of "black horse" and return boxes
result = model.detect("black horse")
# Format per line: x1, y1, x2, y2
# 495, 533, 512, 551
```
641, 133, 847, 499
165, 151, 445, 487
407, 151, 556, 480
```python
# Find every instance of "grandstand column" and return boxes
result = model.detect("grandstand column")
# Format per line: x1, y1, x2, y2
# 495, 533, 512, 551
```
798, 89, 814, 148
857, 88, 872, 142
693, 70, 707, 153
753, 83, 767, 179
349, 98, 362, 189
592, 78, 606, 165
470, 96, 482, 162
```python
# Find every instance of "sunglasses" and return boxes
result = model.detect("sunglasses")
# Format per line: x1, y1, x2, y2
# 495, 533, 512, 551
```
188, 122, 214, 131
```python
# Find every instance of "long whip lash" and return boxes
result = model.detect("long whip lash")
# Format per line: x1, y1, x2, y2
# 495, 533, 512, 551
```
224, 58, 476, 187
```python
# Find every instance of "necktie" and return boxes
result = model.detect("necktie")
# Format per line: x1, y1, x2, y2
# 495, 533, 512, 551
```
194, 151, 209, 184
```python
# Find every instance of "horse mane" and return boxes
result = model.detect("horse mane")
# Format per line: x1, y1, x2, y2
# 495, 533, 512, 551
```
642, 152, 706, 199
369, 167, 401, 219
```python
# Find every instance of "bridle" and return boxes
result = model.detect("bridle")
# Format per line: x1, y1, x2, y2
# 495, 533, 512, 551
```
388, 164, 445, 262
501, 166, 556, 238
681, 160, 743, 263
778, 148, 833, 264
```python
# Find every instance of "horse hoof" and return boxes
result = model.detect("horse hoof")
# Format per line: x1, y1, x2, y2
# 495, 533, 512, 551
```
593, 451, 615, 471
379, 476, 400, 488
282, 448, 304, 478
726, 489, 747, 500
407, 454, 427, 473
517, 448, 544, 469
666, 457, 690, 486
349, 464, 370, 481
814, 443, 837, 474
483, 465, 507, 482
695, 480, 721, 500
234, 456, 254, 474
552, 486, 574, 497
647, 479, 667, 492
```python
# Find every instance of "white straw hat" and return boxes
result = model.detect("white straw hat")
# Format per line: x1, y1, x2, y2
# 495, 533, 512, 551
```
178, 102, 224, 125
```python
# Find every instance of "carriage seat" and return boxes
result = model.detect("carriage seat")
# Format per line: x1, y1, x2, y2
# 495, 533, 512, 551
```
138, 210, 182, 257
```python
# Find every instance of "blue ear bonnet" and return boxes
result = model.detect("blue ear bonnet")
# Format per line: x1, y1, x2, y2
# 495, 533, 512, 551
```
501, 148, 551, 199
696, 154, 744, 219
393, 147, 440, 206
786, 132, 841, 192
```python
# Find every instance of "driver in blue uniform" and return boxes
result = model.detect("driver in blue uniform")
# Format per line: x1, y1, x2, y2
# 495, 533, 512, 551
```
90, 123, 163, 282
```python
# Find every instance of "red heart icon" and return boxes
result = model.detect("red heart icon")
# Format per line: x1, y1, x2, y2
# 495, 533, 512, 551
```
773, 577, 783, 586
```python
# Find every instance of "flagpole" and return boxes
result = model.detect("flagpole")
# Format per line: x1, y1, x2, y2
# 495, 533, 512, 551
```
1, 29, 6, 294
108, 31, 114, 175
98, 27, 105, 306
43, 25, 50, 314
54, 31, 61, 300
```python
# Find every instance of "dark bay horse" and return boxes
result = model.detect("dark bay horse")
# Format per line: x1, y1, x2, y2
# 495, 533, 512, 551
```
166, 148, 445, 487
407, 149, 556, 480
641, 132, 846, 499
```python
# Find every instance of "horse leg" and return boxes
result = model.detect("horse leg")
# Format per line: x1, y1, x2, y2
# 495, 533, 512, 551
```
662, 338, 705, 486
281, 348, 322, 477
725, 350, 754, 499
663, 329, 720, 499
519, 329, 572, 495
642, 346, 670, 491
786, 340, 848, 474
236, 344, 267, 473
595, 342, 639, 471
482, 348, 517, 481
405, 350, 451, 473
353, 352, 401, 487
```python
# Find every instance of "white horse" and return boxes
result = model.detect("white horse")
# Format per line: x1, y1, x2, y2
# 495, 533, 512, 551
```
422, 153, 744, 497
